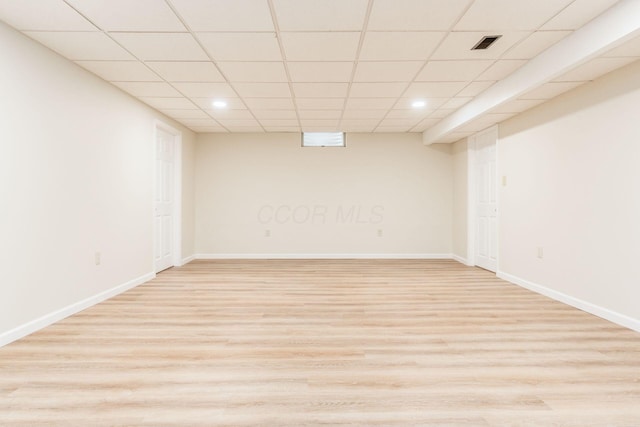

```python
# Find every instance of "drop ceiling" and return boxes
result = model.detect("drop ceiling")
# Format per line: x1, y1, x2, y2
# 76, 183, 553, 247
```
1, 0, 639, 141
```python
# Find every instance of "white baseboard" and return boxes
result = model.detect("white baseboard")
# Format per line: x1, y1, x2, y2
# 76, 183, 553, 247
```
0, 272, 155, 348
451, 254, 470, 265
180, 254, 196, 265
195, 253, 454, 260
497, 271, 640, 333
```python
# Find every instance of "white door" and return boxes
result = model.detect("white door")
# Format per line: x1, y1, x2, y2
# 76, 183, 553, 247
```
155, 128, 174, 273
475, 127, 498, 272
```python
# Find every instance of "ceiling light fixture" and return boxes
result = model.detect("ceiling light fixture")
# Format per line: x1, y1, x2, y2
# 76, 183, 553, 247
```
412, 100, 427, 108
212, 100, 227, 109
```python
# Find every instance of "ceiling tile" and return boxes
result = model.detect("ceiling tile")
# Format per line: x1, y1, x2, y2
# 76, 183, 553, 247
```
441, 97, 473, 109
0, 0, 96, 31
519, 81, 583, 99
378, 118, 421, 127
160, 109, 210, 119
342, 110, 388, 119
416, 60, 493, 81
404, 82, 467, 98
292, 83, 349, 98
146, 61, 224, 82
375, 126, 414, 133
244, 98, 295, 109
76, 61, 161, 82
66, 0, 185, 31
259, 119, 300, 127
349, 82, 407, 98
179, 118, 221, 127
216, 118, 261, 127
386, 109, 432, 119
24, 32, 134, 60
191, 97, 247, 110
339, 120, 380, 132
189, 126, 227, 133
345, 98, 398, 109
502, 31, 571, 60
297, 110, 343, 119
281, 32, 360, 61
207, 109, 256, 120
111, 33, 208, 61
431, 31, 529, 60
272, 0, 368, 31
197, 33, 282, 61
296, 98, 345, 109
354, 61, 423, 82
113, 81, 182, 97
368, 0, 472, 31
394, 98, 449, 110
426, 110, 454, 120
360, 32, 444, 61
139, 97, 197, 109
172, 82, 237, 98
412, 118, 439, 132
233, 83, 291, 98
455, 0, 572, 31
170, 0, 274, 31
604, 36, 640, 57
554, 57, 638, 82
300, 119, 339, 128
288, 62, 354, 82
489, 99, 544, 114
541, 0, 619, 30
217, 62, 288, 82
252, 110, 298, 119
457, 81, 494, 97
264, 127, 301, 132
476, 60, 526, 80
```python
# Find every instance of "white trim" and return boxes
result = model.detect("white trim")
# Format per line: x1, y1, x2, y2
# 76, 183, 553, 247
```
0, 272, 155, 348
451, 254, 470, 266
498, 271, 640, 333
153, 120, 183, 272
196, 253, 454, 260
181, 254, 196, 265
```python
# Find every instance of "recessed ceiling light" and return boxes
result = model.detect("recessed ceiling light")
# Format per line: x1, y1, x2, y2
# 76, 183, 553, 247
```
412, 100, 427, 108
212, 100, 227, 109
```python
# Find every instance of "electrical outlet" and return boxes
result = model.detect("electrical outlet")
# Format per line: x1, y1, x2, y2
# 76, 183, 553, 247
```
502, 176, 507, 186
265, 229, 271, 237
537, 247, 544, 259
377, 229, 383, 237
95, 252, 101, 265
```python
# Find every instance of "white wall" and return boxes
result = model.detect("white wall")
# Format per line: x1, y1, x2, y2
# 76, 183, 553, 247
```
0, 22, 196, 344
498, 59, 640, 328
451, 139, 468, 262
195, 132, 453, 257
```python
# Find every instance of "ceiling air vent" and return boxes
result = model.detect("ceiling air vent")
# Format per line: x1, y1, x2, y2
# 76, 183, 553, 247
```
472, 35, 502, 50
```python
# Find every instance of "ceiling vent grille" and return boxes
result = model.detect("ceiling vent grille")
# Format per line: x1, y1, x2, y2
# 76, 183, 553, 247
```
472, 35, 502, 50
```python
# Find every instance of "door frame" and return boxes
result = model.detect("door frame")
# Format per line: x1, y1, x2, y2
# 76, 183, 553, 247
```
153, 120, 183, 272
466, 125, 499, 271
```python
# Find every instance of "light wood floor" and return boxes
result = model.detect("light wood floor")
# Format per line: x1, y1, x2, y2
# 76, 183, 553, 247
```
1, 260, 640, 426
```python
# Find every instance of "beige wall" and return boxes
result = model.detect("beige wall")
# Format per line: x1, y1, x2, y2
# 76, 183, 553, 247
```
499, 59, 640, 325
0, 22, 196, 342
451, 139, 468, 261
195, 133, 453, 256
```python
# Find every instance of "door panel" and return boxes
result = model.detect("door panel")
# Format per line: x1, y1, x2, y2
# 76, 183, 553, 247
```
475, 127, 498, 272
155, 128, 174, 273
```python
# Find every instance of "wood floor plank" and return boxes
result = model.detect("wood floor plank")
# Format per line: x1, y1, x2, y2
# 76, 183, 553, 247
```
1, 259, 639, 426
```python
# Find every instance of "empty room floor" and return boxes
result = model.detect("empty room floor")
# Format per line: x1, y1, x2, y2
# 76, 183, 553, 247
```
1, 259, 639, 426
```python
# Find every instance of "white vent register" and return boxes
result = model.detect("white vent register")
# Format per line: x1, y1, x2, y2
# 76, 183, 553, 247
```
302, 132, 345, 147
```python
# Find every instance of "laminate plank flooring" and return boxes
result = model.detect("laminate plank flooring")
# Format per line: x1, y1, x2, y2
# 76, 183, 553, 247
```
1, 260, 639, 426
